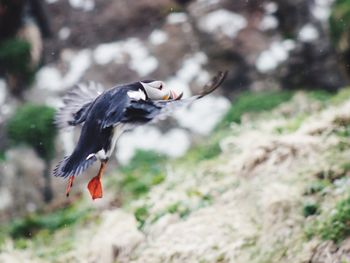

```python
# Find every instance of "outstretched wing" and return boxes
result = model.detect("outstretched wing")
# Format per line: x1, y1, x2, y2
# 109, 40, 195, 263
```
55, 82, 104, 130
122, 71, 228, 124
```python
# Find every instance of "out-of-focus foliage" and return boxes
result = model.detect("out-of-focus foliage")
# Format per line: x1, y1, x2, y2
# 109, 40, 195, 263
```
5, 205, 90, 239
0, 38, 34, 85
307, 90, 333, 103
6, 104, 57, 160
118, 150, 167, 199
329, 0, 350, 49
303, 202, 320, 217
329, 0, 350, 78
311, 195, 350, 243
218, 90, 293, 128
0, 150, 5, 162
330, 86, 350, 104
187, 141, 221, 162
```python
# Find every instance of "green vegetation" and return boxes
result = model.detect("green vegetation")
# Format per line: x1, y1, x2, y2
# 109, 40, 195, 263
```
119, 150, 167, 199
329, 0, 350, 48
331, 87, 350, 104
134, 193, 213, 229
0, 38, 34, 86
134, 205, 150, 228
6, 104, 57, 201
309, 195, 350, 243
303, 202, 320, 217
307, 90, 333, 103
218, 90, 293, 128
0, 151, 5, 162
6, 104, 57, 161
6, 205, 91, 239
304, 180, 330, 195
185, 140, 222, 162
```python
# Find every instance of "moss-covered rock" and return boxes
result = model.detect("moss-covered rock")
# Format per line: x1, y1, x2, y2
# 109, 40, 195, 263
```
6, 104, 56, 161
329, 0, 350, 77
0, 38, 35, 93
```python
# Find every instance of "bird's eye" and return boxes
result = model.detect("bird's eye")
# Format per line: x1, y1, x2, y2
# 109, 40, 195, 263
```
159, 84, 163, 90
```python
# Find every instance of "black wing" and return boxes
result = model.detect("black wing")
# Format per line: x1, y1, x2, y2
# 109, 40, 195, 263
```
55, 82, 104, 129
121, 71, 228, 124
100, 84, 140, 128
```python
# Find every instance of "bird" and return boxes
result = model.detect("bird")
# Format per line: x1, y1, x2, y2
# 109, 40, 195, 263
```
53, 71, 227, 200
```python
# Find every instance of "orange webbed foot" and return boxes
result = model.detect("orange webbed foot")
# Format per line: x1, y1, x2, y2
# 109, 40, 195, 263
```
66, 176, 75, 197
87, 175, 103, 200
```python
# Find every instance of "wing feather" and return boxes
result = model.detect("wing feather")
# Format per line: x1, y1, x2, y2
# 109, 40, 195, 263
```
55, 82, 104, 130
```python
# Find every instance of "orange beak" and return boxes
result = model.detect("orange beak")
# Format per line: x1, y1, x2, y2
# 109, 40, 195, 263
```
169, 89, 183, 100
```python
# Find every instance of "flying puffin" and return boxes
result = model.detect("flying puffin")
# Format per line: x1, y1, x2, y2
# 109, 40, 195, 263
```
53, 71, 227, 200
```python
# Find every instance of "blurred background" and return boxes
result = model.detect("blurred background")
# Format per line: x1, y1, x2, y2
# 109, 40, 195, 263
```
2, 0, 350, 262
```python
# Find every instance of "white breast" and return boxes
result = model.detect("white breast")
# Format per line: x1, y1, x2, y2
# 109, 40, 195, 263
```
95, 124, 127, 161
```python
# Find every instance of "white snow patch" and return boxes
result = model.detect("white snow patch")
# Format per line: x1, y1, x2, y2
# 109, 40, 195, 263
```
93, 38, 158, 77
35, 67, 63, 91
69, 0, 95, 11
166, 78, 191, 98
312, 0, 333, 21
46, 0, 59, 3
1, 104, 14, 117
164, 52, 209, 97
256, 40, 295, 73
282, 39, 296, 52
298, 24, 319, 42
125, 39, 158, 76
58, 27, 71, 40
45, 97, 63, 109
116, 127, 191, 164
198, 9, 247, 39
0, 188, 11, 210
149, 30, 168, 45
0, 79, 7, 105
196, 70, 211, 86
166, 13, 188, 24
259, 15, 278, 31
198, 0, 220, 5
35, 49, 92, 91
173, 96, 231, 135
264, 2, 278, 13
93, 43, 124, 65
177, 52, 208, 83
62, 49, 92, 88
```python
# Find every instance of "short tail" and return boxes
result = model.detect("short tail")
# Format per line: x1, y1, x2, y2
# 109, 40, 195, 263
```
53, 154, 97, 178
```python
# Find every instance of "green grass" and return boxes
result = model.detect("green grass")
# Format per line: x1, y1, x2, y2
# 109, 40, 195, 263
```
275, 113, 308, 134
5, 205, 91, 240
310, 195, 350, 243
303, 202, 320, 217
134, 193, 214, 229
331, 87, 350, 104
0, 38, 34, 86
307, 90, 334, 103
119, 150, 167, 199
304, 180, 331, 195
218, 90, 293, 128
329, 0, 350, 48
185, 141, 222, 162
6, 104, 57, 160
0, 151, 5, 162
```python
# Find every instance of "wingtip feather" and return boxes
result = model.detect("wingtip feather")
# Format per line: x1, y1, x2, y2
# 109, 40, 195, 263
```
198, 70, 228, 98
53, 155, 97, 178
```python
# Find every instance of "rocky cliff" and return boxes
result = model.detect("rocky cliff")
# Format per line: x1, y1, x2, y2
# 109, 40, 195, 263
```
2, 89, 350, 262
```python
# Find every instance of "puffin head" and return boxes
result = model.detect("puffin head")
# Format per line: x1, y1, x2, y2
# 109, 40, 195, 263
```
140, 80, 182, 100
